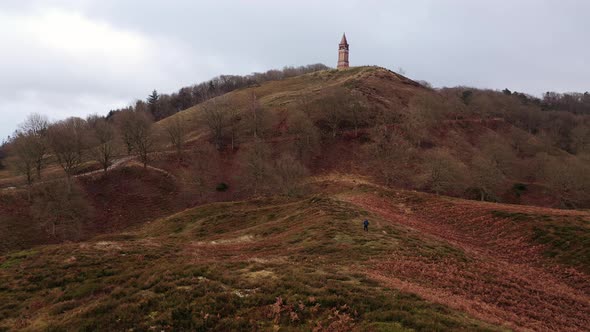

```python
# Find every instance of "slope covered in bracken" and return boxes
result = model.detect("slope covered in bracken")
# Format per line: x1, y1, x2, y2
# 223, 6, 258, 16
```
0, 165, 183, 254
158, 65, 589, 208
339, 190, 589, 331
2, 66, 590, 331
1, 177, 588, 331
1, 65, 586, 254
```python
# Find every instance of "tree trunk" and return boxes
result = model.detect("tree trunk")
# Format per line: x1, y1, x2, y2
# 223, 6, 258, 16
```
215, 135, 222, 151
253, 111, 258, 139
26, 173, 33, 202
65, 174, 72, 194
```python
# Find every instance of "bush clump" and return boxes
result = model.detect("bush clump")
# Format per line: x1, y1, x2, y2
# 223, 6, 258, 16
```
216, 182, 229, 192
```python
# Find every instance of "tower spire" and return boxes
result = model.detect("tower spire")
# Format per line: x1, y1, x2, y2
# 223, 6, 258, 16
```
337, 33, 349, 69
340, 33, 348, 45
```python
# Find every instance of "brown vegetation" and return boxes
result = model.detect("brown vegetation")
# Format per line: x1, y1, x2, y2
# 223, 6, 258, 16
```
1, 65, 590, 331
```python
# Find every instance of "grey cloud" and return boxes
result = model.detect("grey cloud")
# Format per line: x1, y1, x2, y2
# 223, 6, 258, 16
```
1, 0, 589, 139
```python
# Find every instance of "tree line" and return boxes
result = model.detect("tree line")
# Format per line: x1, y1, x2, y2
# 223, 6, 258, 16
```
492, 88, 590, 115
365, 87, 590, 208
1, 63, 329, 194
6, 114, 118, 198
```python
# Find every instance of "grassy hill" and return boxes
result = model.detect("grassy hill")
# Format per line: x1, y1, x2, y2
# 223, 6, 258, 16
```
1, 178, 588, 331
159, 66, 424, 135
157, 66, 589, 208
1, 66, 590, 331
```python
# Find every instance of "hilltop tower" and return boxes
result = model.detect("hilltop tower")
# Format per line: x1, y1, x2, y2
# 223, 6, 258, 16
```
337, 33, 349, 69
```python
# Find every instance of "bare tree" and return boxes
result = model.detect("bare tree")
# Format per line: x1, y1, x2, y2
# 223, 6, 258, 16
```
403, 93, 448, 147
165, 114, 189, 160
18, 113, 49, 179
239, 139, 274, 195
543, 157, 590, 208
402, 112, 429, 147
508, 104, 544, 134
287, 110, 320, 162
295, 93, 314, 116
226, 106, 241, 151
112, 103, 146, 155
9, 132, 38, 200
571, 123, 590, 154
542, 111, 577, 152
127, 111, 156, 168
509, 127, 533, 156
47, 118, 88, 192
274, 154, 309, 196
479, 132, 517, 175
372, 98, 404, 137
181, 143, 220, 199
470, 153, 504, 201
249, 92, 262, 138
349, 97, 367, 137
244, 92, 272, 139
320, 89, 348, 138
30, 181, 92, 239
87, 116, 117, 172
0, 145, 6, 170
421, 148, 468, 195
367, 128, 414, 187
203, 100, 227, 150
114, 109, 136, 155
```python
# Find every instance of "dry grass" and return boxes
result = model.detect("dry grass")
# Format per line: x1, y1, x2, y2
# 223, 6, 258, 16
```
1, 191, 508, 331
340, 187, 590, 331
1, 66, 589, 331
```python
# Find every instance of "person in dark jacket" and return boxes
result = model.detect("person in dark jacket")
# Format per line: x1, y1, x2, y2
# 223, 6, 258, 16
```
363, 219, 369, 232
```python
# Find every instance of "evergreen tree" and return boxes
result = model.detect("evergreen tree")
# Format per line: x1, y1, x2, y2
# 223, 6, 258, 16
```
208, 81, 216, 96
148, 90, 159, 104
147, 90, 160, 118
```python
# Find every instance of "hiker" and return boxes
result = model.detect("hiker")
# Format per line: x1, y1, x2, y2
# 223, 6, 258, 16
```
363, 219, 369, 232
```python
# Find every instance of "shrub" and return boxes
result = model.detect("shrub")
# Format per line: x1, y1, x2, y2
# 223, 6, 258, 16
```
216, 182, 229, 192
171, 307, 196, 330
512, 183, 528, 197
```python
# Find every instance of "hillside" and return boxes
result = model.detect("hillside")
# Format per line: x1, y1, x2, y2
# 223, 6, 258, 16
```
1, 65, 590, 331
157, 66, 590, 208
1, 178, 588, 331
0, 66, 429, 252
159, 66, 424, 137
3, 66, 589, 208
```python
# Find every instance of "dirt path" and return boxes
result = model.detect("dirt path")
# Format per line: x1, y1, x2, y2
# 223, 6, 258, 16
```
340, 192, 590, 332
0, 155, 177, 193
74, 156, 134, 178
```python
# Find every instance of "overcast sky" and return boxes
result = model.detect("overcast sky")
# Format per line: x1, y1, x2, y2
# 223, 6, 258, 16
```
1, 0, 589, 139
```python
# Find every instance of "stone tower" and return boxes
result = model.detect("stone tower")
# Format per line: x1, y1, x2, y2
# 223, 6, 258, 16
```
337, 33, 349, 69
